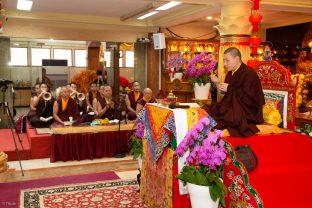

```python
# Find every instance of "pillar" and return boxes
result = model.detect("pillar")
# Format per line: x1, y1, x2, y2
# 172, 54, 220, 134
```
214, 0, 252, 83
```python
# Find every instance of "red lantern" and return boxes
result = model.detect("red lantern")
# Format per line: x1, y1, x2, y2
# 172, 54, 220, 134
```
248, 36, 261, 55
252, 0, 260, 10
249, 12, 263, 32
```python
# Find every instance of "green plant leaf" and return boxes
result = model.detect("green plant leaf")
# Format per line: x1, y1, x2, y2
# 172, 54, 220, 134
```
214, 177, 227, 194
209, 184, 220, 202
220, 195, 226, 207
195, 171, 210, 186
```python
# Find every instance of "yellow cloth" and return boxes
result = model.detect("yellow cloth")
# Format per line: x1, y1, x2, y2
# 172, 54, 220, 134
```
222, 124, 290, 137
134, 91, 140, 102
232, 63, 241, 75
61, 98, 69, 111
104, 97, 110, 104
52, 123, 135, 134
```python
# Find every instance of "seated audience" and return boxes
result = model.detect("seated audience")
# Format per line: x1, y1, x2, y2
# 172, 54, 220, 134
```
86, 82, 101, 112
125, 81, 143, 120
203, 47, 265, 137
94, 85, 118, 120
27, 83, 41, 120
53, 86, 81, 125
29, 83, 55, 128
136, 88, 156, 114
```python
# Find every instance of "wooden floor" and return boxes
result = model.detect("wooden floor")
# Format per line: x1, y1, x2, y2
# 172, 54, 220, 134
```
0, 159, 138, 183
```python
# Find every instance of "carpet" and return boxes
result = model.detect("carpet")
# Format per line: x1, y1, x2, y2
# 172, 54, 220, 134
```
0, 171, 119, 208
20, 179, 146, 208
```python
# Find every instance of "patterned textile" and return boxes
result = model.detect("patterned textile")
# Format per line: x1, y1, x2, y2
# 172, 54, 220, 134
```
140, 139, 174, 208
20, 179, 146, 208
223, 141, 264, 208
137, 104, 206, 161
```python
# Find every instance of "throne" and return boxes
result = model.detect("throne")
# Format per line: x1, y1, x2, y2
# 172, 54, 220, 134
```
254, 61, 298, 130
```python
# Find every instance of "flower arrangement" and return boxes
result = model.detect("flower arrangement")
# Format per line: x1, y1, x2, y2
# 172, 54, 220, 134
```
185, 51, 217, 85
167, 53, 188, 74
296, 124, 312, 139
175, 116, 227, 207
71, 70, 98, 93
119, 76, 132, 94
129, 120, 145, 159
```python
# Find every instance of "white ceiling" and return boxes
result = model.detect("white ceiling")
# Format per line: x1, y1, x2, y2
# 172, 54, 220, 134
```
1, 0, 312, 41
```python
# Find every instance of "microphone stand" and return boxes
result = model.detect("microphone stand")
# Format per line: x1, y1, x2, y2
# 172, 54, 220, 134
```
114, 95, 126, 158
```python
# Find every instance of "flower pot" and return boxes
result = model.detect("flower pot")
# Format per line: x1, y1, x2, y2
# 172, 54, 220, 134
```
170, 72, 183, 82
137, 157, 142, 170
187, 182, 220, 208
194, 83, 211, 99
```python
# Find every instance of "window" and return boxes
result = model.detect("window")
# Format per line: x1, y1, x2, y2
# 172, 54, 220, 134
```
74, 49, 87, 67
125, 51, 134, 67
54, 49, 72, 66
104, 51, 111, 68
10, 47, 28, 66
31, 48, 50, 66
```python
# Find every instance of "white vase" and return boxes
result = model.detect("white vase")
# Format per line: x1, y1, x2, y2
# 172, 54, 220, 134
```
194, 83, 211, 99
187, 183, 220, 208
170, 72, 183, 82
137, 157, 142, 170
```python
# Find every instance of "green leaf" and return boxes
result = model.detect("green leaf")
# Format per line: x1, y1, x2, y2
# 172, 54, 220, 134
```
209, 184, 219, 202
207, 172, 215, 182
220, 195, 226, 207
195, 171, 210, 186
214, 177, 227, 194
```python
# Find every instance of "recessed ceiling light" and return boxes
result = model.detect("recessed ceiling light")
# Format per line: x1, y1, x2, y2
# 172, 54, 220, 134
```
206, 16, 213, 20
155, 1, 182, 11
17, 0, 33, 11
49, 38, 54, 42
137, 11, 158, 20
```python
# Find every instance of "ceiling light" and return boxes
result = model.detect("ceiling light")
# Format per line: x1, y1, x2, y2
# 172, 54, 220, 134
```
155, 1, 182, 11
206, 16, 213, 20
17, 0, 33, 11
137, 11, 158, 20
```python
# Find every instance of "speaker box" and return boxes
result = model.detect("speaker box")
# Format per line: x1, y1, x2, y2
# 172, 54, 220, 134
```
153, 33, 166, 50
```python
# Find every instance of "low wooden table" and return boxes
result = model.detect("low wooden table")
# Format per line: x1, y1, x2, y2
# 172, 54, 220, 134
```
296, 113, 312, 128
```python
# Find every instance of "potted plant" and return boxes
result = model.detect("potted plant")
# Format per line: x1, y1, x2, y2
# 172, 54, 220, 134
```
175, 116, 227, 208
167, 53, 188, 82
129, 120, 144, 169
185, 51, 217, 99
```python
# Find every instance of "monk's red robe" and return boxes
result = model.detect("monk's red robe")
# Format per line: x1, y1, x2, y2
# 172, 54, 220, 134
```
127, 91, 143, 120
56, 97, 81, 123
204, 63, 265, 137
29, 97, 55, 128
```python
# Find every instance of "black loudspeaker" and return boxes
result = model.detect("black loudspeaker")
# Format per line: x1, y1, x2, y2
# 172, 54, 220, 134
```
153, 33, 166, 50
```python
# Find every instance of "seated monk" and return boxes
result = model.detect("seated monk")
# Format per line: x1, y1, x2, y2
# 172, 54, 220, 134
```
125, 81, 143, 120
53, 86, 81, 125
29, 83, 55, 128
136, 88, 156, 114
86, 82, 101, 112
203, 47, 265, 137
70, 83, 94, 123
94, 85, 118, 120
27, 83, 41, 121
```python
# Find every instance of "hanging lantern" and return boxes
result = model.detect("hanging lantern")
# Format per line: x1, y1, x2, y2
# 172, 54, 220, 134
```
249, 12, 263, 32
248, 36, 261, 55
252, 0, 260, 10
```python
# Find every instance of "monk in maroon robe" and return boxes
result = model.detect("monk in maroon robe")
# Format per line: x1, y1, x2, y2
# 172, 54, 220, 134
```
136, 88, 156, 114
203, 47, 265, 137
29, 83, 55, 127
94, 85, 118, 120
53, 87, 81, 125
86, 82, 101, 112
125, 81, 143, 120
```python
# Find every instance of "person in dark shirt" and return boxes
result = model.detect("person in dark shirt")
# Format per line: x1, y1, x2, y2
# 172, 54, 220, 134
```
125, 81, 143, 120
203, 47, 265, 137
136, 88, 156, 114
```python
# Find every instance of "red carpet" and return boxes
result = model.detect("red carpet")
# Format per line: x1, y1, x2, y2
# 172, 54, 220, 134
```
225, 133, 312, 208
0, 129, 30, 161
20, 179, 146, 208
0, 171, 119, 208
